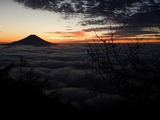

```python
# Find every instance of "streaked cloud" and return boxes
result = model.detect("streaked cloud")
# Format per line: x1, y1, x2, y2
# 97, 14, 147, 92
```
46, 31, 86, 38
83, 26, 122, 32
65, 26, 73, 31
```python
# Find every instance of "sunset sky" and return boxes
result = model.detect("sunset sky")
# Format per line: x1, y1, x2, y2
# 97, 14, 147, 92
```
0, 0, 159, 43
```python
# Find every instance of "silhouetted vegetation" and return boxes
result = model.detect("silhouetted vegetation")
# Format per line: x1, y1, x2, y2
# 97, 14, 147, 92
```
0, 56, 78, 116
87, 25, 160, 112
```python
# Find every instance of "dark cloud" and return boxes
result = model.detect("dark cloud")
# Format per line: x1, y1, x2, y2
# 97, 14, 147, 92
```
13, 0, 160, 22
127, 10, 160, 26
13, 0, 160, 39
83, 26, 123, 32
113, 25, 159, 37
83, 24, 158, 38
80, 18, 111, 26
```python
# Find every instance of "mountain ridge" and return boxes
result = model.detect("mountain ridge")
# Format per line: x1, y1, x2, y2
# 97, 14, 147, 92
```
8, 34, 54, 47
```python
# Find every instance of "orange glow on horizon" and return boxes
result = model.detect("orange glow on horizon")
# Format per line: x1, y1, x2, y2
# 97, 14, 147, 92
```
0, 31, 159, 44
0, 35, 23, 43
1, 36, 159, 44
85, 38, 160, 44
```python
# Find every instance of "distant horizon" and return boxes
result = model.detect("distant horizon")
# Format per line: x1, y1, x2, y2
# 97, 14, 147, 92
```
1, 33, 159, 44
1, 39, 159, 44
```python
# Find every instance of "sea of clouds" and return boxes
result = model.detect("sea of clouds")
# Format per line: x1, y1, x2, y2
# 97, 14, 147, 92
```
0, 44, 98, 108
1, 43, 160, 110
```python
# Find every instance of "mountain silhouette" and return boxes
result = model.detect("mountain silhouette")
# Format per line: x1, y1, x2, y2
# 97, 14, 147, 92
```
8, 34, 54, 47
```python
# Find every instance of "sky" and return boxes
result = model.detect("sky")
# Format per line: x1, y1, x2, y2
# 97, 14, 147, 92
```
0, 0, 160, 43
0, 0, 90, 43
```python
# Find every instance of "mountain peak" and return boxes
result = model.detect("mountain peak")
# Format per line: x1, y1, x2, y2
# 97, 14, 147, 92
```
31, 34, 36, 36
29, 34, 39, 37
8, 34, 54, 47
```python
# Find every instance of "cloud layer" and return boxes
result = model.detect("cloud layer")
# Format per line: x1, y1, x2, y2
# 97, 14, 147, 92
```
0, 44, 93, 105
13, 0, 160, 40
1, 43, 160, 109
